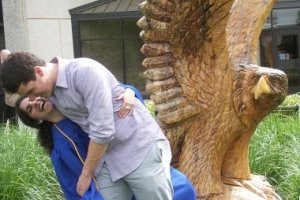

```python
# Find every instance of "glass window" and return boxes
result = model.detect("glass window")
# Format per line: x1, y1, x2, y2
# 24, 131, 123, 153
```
124, 38, 145, 95
79, 18, 147, 95
277, 34, 298, 60
123, 19, 141, 37
81, 39, 124, 82
260, 3, 300, 93
264, 12, 278, 28
276, 34, 300, 88
273, 8, 300, 26
80, 20, 121, 40
123, 19, 146, 94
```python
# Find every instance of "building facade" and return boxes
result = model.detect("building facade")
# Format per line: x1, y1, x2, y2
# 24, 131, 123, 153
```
1, 0, 300, 95
260, 0, 300, 93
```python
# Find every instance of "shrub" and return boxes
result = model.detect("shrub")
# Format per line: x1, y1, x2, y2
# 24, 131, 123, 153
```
0, 125, 62, 200
250, 114, 300, 200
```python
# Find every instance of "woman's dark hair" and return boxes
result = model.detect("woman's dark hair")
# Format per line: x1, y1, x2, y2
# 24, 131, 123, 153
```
15, 97, 53, 155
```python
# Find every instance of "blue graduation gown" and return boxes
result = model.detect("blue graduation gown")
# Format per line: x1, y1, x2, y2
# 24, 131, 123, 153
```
51, 119, 102, 199
51, 120, 196, 200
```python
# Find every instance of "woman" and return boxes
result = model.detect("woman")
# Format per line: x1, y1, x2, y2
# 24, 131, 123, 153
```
15, 94, 196, 200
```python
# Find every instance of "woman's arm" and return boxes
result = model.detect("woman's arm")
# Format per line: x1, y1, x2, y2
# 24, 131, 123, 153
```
117, 85, 144, 118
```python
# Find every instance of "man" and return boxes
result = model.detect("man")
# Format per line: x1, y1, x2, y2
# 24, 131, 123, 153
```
0, 49, 17, 124
0, 52, 173, 200
0, 49, 20, 107
0, 49, 10, 62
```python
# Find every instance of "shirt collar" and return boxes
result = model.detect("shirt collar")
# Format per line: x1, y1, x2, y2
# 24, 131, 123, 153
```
50, 56, 68, 88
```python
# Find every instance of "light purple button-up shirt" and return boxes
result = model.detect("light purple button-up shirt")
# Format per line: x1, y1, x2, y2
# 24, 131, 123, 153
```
49, 57, 167, 181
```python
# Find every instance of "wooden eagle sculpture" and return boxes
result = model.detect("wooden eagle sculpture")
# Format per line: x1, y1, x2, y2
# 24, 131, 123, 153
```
137, 0, 288, 199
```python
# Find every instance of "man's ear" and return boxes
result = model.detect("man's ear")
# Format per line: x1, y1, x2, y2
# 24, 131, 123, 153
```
34, 66, 44, 77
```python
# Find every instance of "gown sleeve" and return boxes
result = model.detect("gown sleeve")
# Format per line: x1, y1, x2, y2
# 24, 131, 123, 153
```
51, 121, 104, 200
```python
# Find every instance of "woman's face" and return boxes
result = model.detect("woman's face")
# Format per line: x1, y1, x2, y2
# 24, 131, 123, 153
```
19, 97, 54, 120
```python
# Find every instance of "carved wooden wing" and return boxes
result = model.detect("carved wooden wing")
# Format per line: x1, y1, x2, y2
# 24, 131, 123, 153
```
138, 0, 235, 124
227, 0, 274, 66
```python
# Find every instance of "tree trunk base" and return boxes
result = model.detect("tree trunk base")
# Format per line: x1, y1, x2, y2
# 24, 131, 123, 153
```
222, 174, 282, 200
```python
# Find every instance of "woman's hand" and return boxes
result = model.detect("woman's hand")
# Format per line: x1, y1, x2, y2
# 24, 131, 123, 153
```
117, 88, 136, 118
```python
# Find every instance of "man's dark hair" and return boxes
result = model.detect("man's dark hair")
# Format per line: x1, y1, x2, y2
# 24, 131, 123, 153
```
15, 97, 53, 155
0, 52, 46, 93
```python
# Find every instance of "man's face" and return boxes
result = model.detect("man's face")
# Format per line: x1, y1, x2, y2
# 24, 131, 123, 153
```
17, 73, 52, 100
16, 66, 53, 100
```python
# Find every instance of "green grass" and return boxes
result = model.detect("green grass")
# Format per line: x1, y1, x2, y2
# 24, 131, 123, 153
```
250, 114, 300, 200
0, 125, 62, 200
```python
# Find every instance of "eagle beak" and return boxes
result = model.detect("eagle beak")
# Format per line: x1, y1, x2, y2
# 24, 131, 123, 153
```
253, 75, 271, 100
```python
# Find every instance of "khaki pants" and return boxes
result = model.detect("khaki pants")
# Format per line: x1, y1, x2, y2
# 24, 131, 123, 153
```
96, 140, 173, 200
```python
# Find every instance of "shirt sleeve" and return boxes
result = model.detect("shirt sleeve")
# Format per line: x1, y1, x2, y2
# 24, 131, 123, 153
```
73, 63, 116, 144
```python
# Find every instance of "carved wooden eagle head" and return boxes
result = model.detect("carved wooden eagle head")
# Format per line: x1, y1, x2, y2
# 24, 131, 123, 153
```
233, 64, 287, 129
